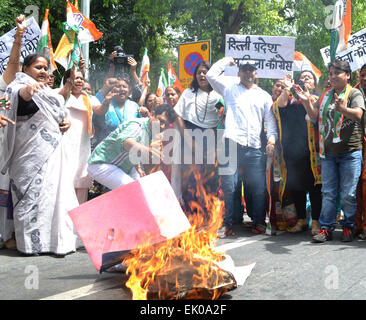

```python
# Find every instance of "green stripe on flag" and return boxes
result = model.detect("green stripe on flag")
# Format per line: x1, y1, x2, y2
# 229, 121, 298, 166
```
36, 35, 48, 52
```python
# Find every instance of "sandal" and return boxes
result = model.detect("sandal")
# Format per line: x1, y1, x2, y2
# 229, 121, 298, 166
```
218, 227, 236, 239
251, 224, 266, 235
358, 230, 366, 240
288, 219, 308, 233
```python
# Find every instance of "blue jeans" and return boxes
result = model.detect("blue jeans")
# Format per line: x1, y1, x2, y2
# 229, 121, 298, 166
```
319, 150, 363, 230
220, 141, 266, 228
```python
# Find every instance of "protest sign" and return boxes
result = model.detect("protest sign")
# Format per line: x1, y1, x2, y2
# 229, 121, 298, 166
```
320, 28, 366, 72
225, 34, 296, 79
0, 16, 41, 75
178, 40, 210, 89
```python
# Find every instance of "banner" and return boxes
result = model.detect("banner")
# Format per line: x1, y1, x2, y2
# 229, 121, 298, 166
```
0, 16, 41, 75
320, 28, 366, 72
225, 34, 296, 79
178, 40, 210, 89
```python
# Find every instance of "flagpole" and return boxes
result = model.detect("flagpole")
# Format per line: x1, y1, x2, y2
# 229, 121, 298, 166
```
77, 37, 83, 59
81, 0, 90, 79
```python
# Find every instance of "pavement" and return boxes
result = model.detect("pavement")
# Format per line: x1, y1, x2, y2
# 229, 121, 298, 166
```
1, 217, 366, 301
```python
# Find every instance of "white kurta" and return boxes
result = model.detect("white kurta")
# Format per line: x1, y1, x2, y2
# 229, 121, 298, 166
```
62, 94, 99, 189
0, 74, 13, 244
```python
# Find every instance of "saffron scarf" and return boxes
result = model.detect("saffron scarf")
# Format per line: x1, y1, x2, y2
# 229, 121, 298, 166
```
81, 91, 93, 136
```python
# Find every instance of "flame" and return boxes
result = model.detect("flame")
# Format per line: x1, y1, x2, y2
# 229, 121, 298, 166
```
123, 165, 228, 300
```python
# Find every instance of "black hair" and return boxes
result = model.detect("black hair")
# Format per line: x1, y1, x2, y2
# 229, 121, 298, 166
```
63, 68, 85, 85
327, 60, 352, 83
165, 85, 182, 97
145, 92, 157, 105
360, 63, 366, 73
116, 75, 131, 88
153, 103, 177, 124
22, 53, 48, 72
190, 61, 213, 93
294, 69, 318, 87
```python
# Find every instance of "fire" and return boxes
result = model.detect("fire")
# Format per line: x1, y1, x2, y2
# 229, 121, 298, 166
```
123, 166, 236, 300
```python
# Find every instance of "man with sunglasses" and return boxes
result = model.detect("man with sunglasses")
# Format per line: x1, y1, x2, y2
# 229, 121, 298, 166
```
207, 58, 277, 236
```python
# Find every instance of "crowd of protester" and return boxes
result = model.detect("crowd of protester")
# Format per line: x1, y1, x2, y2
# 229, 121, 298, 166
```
1, 14, 366, 258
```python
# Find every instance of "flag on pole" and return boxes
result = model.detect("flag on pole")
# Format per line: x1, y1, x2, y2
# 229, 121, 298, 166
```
168, 61, 184, 93
54, 0, 79, 69
330, 0, 352, 61
293, 51, 322, 80
36, 9, 57, 72
66, 0, 102, 45
54, 0, 102, 69
54, 35, 73, 69
139, 48, 150, 88
156, 68, 168, 97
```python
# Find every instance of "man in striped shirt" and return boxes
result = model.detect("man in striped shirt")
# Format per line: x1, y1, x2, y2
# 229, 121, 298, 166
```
87, 104, 177, 189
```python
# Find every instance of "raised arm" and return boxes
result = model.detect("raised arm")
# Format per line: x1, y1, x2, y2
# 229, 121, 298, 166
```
128, 57, 139, 86
277, 75, 293, 108
206, 56, 236, 96
93, 87, 119, 116
58, 62, 77, 101
3, 15, 26, 85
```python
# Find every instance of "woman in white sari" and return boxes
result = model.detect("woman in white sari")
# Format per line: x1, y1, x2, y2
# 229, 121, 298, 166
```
0, 54, 80, 256
61, 68, 104, 205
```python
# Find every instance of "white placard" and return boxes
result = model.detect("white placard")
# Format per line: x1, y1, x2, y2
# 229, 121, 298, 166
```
0, 16, 41, 75
225, 34, 296, 79
320, 28, 366, 72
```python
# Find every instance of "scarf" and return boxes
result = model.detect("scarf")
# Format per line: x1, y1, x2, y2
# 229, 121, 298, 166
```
318, 84, 352, 158
81, 91, 93, 136
272, 95, 321, 204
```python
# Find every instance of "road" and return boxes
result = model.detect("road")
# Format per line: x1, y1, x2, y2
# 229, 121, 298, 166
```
1, 220, 366, 302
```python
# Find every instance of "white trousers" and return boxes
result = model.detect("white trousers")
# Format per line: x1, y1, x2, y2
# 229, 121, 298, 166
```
88, 163, 140, 190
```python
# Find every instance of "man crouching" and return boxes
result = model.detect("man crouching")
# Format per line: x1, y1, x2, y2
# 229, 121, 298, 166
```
87, 104, 177, 189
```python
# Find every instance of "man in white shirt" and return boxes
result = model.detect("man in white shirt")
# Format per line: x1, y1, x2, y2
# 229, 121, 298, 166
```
206, 57, 277, 236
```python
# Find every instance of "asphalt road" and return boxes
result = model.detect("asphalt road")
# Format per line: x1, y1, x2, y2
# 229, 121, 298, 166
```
1, 221, 366, 302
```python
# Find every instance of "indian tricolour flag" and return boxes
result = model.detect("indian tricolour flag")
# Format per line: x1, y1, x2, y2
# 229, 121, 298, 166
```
36, 9, 57, 72
293, 51, 322, 80
67, 0, 102, 45
54, 0, 102, 69
156, 68, 168, 97
54, 0, 78, 69
330, 0, 352, 61
168, 61, 184, 93
139, 48, 150, 88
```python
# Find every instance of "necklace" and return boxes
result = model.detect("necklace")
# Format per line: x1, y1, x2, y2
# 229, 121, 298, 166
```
195, 90, 210, 123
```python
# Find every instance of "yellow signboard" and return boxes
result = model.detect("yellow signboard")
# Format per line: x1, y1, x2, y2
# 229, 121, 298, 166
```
178, 40, 211, 89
